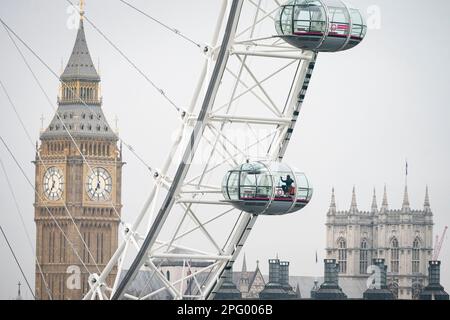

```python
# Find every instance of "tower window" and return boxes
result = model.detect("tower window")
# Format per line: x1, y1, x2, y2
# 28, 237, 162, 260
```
360, 239, 369, 274
338, 238, 347, 274
412, 238, 420, 273
82, 113, 86, 119
89, 114, 94, 120
390, 238, 399, 273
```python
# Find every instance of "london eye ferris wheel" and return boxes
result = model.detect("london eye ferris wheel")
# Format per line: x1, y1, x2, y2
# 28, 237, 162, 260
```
84, 0, 366, 300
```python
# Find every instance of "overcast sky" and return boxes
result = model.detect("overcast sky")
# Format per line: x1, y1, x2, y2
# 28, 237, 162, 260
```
0, 0, 450, 299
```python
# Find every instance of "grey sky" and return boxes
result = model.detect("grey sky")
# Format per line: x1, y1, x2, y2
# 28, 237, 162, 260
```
0, 0, 450, 299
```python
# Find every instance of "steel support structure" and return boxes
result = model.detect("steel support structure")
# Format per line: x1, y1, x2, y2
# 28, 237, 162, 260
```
83, 0, 317, 300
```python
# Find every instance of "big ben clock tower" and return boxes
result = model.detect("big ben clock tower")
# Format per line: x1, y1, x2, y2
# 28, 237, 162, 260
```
34, 3, 122, 300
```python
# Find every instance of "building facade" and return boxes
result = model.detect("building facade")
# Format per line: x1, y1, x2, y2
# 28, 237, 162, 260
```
326, 185, 433, 299
34, 10, 122, 299
237, 255, 266, 299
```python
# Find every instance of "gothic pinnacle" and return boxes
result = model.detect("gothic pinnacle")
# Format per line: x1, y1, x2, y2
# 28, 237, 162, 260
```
350, 186, 358, 213
328, 187, 336, 214
424, 185, 431, 212
371, 188, 378, 213
402, 184, 410, 211
381, 184, 388, 212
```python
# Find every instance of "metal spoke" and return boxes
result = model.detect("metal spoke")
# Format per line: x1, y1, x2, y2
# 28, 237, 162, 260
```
213, 59, 297, 113
84, 0, 323, 300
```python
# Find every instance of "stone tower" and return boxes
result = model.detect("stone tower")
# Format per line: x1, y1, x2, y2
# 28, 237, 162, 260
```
34, 5, 122, 300
326, 185, 433, 299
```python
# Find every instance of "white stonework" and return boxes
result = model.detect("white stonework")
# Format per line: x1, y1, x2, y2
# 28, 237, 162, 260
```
326, 186, 433, 300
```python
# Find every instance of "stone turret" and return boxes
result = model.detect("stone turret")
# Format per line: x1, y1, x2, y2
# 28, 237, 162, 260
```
423, 186, 432, 215
349, 186, 358, 214
380, 185, 389, 213
401, 185, 410, 212
328, 187, 336, 215
371, 188, 378, 215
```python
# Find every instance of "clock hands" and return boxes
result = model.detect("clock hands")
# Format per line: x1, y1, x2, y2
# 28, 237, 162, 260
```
93, 170, 101, 192
87, 168, 111, 200
94, 174, 101, 193
44, 168, 63, 201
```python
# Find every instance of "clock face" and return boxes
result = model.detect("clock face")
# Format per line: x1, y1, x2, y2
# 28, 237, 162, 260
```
43, 167, 64, 201
86, 167, 112, 201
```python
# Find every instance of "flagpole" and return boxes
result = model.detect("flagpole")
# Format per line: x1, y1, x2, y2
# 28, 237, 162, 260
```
405, 159, 408, 187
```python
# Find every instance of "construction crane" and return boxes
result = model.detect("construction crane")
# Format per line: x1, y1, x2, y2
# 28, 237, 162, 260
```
433, 226, 448, 260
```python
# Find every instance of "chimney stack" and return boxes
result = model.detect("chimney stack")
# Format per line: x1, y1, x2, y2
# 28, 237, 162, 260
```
313, 259, 347, 300
419, 261, 449, 300
428, 260, 441, 286
280, 261, 296, 298
324, 259, 339, 285
259, 258, 290, 299
214, 265, 241, 300
279, 261, 289, 286
363, 258, 395, 300
268, 259, 280, 284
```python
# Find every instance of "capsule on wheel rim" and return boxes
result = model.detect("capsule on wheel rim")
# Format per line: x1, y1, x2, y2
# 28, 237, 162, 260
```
275, 0, 367, 52
221, 161, 313, 215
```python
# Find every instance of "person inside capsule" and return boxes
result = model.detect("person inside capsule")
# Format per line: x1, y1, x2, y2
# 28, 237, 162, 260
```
222, 161, 313, 215
280, 174, 295, 196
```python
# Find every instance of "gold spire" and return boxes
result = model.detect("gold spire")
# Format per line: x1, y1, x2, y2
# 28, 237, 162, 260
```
79, 0, 85, 20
